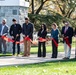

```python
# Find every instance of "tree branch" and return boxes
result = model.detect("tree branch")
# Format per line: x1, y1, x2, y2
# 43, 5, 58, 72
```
67, 7, 75, 18
56, 0, 65, 15
35, 0, 49, 14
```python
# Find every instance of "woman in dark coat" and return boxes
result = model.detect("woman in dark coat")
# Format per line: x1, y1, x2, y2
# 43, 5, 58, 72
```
38, 24, 47, 57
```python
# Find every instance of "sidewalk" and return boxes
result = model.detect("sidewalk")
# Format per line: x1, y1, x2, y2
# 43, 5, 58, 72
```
0, 49, 75, 67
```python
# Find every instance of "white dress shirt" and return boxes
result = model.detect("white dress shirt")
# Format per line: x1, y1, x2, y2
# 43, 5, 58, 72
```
64, 26, 68, 33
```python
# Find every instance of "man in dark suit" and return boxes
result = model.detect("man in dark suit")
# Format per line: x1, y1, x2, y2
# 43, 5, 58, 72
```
61, 20, 73, 59
22, 17, 33, 57
0, 19, 8, 54
9, 19, 22, 56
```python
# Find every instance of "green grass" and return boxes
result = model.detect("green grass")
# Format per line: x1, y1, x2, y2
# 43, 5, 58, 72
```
0, 53, 12, 57
30, 43, 75, 54
31, 45, 63, 54
0, 59, 76, 75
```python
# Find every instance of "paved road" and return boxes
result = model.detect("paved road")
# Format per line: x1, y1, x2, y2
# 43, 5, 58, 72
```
0, 49, 75, 67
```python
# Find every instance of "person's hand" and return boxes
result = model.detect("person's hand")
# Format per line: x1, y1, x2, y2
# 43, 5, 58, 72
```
27, 35, 29, 37
12, 36, 14, 39
38, 37, 42, 40
3, 33, 7, 36
65, 36, 68, 38
48, 37, 52, 40
16, 34, 19, 37
22, 35, 25, 38
62, 35, 64, 38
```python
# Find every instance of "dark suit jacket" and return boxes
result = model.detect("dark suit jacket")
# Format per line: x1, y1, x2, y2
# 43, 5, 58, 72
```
22, 22, 33, 40
9, 24, 22, 39
61, 26, 73, 44
38, 30, 47, 38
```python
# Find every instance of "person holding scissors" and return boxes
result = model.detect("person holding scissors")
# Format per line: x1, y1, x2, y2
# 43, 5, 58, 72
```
9, 19, 22, 56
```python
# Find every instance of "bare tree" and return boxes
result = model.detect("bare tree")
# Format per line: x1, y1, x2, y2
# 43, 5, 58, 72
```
56, 0, 76, 18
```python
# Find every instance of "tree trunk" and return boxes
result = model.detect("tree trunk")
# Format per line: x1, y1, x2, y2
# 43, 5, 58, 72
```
32, 0, 34, 14
35, 3, 44, 14
35, 0, 49, 14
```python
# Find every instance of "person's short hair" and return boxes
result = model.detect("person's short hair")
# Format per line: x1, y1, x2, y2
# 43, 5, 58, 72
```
2, 18, 7, 22
12, 19, 16, 22
25, 17, 29, 20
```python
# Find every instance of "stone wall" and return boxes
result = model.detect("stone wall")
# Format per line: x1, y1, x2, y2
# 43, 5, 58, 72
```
0, 6, 28, 25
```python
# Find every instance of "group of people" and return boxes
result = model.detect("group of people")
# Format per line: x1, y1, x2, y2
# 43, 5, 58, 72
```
0, 17, 33, 57
0, 17, 75, 59
37, 20, 74, 59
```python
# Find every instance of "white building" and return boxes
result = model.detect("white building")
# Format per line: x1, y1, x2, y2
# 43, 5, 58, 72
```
0, 0, 29, 25
0, 0, 29, 52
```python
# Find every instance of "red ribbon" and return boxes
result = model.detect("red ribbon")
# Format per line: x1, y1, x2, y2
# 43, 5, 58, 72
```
38, 38, 47, 42
52, 38, 58, 47
38, 38, 58, 47
64, 37, 71, 48
1, 36, 14, 43
16, 36, 34, 44
1, 36, 58, 47
1, 36, 36, 45
24, 37, 31, 41
16, 40, 24, 44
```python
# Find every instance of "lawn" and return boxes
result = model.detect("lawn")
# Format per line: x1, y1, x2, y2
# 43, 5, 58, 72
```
0, 59, 76, 75
31, 45, 63, 54
30, 42, 75, 54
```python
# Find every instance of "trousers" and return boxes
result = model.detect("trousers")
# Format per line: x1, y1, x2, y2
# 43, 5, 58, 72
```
0, 37, 7, 54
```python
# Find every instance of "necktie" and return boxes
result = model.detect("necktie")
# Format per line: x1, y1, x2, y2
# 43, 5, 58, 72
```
64, 27, 68, 33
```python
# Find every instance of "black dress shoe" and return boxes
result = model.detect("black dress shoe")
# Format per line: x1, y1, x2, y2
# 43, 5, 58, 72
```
54, 57, 57, 58
63, 57, 69, 59
43, 56, 46, 58
66, 57, 69, 59
38, 56, 41, 57
63, 57, 66, 59
51, 57, 54, 58
51, 57, 57, 58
